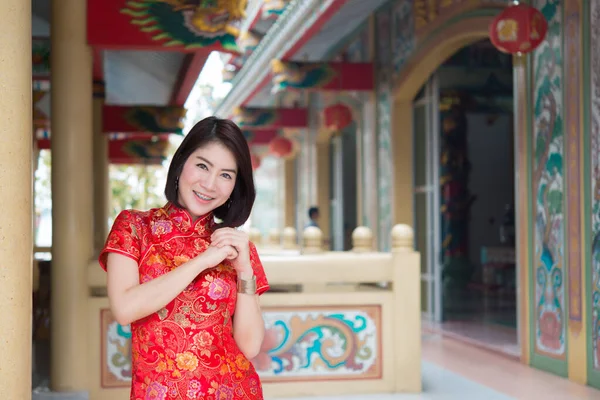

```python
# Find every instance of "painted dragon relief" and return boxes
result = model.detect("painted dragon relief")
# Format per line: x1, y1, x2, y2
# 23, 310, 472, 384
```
121, 0, 248, 50
102, 310, 132, 387
253, 307, 381, 381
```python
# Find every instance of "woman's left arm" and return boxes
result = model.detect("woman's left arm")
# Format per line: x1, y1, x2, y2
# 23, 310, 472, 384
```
211, 228, 268, 359
232, 269, 265, 359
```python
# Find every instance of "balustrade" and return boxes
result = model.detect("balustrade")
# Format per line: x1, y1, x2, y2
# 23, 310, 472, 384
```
85, 224, 421, 399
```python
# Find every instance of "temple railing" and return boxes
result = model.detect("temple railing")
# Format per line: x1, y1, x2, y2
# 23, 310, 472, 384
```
85, 225, 421, 399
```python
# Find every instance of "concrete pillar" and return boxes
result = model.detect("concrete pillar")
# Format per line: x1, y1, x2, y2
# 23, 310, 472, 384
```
361, 98, 379, 244
50, 0, 93, 393
316, 141, 331, 248
391, 224, 421, 392
284, 158, 296, 229
391, 98, 414, 227
93, 81, 109, 254
0, 1, 33, 398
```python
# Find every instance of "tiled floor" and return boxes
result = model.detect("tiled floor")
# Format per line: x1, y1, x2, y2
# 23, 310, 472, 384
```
272, 334, 600, 400
423, 334, 600, 400
272, 361, 513, 399
422, 319, 520, 358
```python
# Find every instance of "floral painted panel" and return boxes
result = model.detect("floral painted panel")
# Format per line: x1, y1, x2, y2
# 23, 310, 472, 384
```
590, 0, 600, 371
532, 0, 566, 358
254, 306, 381, 381
101, 309, 132, 388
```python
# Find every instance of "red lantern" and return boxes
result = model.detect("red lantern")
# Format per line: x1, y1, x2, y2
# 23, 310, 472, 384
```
489, 4, 547, 55
251, 154, 261, 170
323, 103, 352, 131
268, 136, 293, 158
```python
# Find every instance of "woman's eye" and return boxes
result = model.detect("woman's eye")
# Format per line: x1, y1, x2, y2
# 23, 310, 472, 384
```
221, 173, 232, 180
197, 163, 208, 170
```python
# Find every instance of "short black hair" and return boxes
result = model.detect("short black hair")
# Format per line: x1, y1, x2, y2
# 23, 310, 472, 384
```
308, 206, 319, 219
165, 116, 256, 228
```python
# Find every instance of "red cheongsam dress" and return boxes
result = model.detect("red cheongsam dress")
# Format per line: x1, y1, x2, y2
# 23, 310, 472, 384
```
99, 202, 270, 400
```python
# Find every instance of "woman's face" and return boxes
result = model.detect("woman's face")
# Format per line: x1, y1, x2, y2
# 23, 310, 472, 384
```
177, 141, 237, 220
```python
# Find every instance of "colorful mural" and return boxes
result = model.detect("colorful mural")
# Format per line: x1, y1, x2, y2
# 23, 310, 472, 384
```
255, 306, 381, 381
531, 0, 566, 358
120, 0, 246, 50
101, 310, 132, 388
590, 0, 600, 372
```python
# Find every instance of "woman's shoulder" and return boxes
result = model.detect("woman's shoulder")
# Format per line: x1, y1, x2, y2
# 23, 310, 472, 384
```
115, 206, 165, 230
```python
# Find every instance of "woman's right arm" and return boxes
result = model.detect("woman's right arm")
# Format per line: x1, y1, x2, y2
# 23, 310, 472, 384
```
106, 246, 234, 326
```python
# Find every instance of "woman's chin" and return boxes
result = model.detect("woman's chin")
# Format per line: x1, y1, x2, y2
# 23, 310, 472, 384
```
188, 198, 226, 218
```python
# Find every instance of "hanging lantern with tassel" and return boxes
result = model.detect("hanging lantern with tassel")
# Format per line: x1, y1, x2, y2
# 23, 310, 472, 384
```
323, 103, 353, 132
489, 3, 548, 55
268, 136, 294, 158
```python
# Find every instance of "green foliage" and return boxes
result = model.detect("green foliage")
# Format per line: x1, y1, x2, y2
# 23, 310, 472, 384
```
110, 163, 168, 220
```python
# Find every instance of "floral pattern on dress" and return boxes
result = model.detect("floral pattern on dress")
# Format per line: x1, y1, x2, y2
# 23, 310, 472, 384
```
99, 202, 270, 399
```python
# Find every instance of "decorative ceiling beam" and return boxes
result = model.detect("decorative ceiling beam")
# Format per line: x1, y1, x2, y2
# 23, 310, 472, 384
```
221, 0, 267, 67
170, 52, 210, 106
233, 107, 307, 129
87, 0, 247, 53
93, 47, 104, 82
244, 129, 279, 145
108, 137, 169, 165
215, 0, 348, 117
103, 105, 186, 135
271, 60, 374, 92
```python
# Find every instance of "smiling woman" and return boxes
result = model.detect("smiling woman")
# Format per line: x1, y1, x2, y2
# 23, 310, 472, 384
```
99, 116, 270, 400
165, 116, 256, 228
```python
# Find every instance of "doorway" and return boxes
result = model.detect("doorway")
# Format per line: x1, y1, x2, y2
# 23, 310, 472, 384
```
413, 40, 518, 356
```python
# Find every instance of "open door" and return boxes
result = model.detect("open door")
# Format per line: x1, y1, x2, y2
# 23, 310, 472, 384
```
413, 75, 443, 322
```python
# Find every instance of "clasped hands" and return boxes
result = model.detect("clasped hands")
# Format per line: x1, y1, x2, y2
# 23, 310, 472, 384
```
208, 228, 253, 278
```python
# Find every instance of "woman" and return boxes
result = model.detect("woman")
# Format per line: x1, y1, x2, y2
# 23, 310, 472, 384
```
99, 116, 270, 400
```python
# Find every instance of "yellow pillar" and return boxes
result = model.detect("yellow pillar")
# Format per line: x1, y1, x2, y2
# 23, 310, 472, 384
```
284, 158, 296, 229
51, 0, 93, 392
316, 141, 331, 248
564, 0, 586, 384
93, 81, 110, 254
361, 97, 379, 242
0, 1, 32, 398
513, 55, 531, 366
391, 98, 414, 226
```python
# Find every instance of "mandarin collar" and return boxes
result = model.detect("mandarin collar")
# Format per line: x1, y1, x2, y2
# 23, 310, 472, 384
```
162, 202, 215, 236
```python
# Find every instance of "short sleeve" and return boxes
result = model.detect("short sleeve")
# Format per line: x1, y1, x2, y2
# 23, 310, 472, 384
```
98, 210, 142, 271
249, 242, 269, 295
